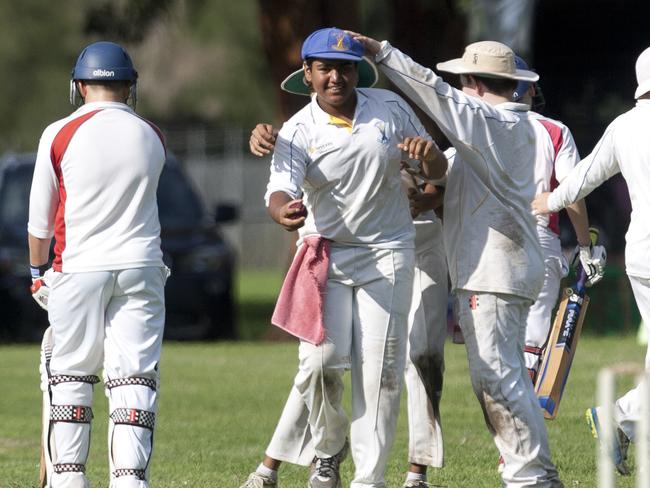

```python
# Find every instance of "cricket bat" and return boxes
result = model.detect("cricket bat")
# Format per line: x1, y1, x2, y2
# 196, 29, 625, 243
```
39, 326, 54, 488
534, 228, 599, 419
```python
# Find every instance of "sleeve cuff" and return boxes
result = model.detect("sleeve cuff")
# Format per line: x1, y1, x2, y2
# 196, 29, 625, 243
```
547, 191, 563, 213
375, 40, 393, 63
27, 224, 54, 239
264, 186, 300, 207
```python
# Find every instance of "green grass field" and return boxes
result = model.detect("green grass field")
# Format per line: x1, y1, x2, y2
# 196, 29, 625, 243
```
0, 270, 645, 487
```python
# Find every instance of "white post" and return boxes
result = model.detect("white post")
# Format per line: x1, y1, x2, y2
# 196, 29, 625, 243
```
598, 367, 615, 488
637, 372, 650, 488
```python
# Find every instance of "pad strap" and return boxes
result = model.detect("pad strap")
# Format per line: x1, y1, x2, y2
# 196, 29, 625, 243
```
53, 463, 85, 473
50, 374, 100, 386
105, 377, 157, 391
110, 408, 156, 430
524, 345, 543, 357
113, 468, 146, 480
51, 405, 93, 423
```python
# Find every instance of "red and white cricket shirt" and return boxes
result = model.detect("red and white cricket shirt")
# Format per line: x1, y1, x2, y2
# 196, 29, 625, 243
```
28, 101, 166, 272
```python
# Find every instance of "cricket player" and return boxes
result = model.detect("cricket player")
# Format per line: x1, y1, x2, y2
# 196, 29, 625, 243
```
29, 41, 168, 488
240, 27, 447, 488
351, 33, 565, 486
489, 55, 605, 474
533, 45, 650, 476
249, 118, 448, 488
511, 55, 603, 383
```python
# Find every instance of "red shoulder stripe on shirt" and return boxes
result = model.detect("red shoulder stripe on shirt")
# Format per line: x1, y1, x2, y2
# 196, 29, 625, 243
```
49, 109, 103, 271
538, 119, 564, 236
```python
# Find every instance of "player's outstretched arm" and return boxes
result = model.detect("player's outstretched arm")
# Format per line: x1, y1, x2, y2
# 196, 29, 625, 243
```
398, 136, 447, 179
249, 123, 278, 156
565, 199, 591, 247
267, 191, 307, 232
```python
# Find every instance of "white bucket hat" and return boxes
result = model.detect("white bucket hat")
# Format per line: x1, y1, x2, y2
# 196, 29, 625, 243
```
437, 41, 539, 82
635, 46, 650, 99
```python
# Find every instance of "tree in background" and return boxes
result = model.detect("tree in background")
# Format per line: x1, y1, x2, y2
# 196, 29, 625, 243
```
82, 0, 174, 42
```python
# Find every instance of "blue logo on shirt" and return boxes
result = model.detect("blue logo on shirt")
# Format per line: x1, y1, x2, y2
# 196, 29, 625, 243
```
374, 122, 388, 144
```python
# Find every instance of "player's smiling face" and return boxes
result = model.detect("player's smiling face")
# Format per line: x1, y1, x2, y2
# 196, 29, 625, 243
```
305, 59, 358, 114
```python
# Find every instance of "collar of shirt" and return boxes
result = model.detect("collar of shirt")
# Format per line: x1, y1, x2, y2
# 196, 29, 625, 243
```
308, 90, 369, 130
75, 101, 133, 115
497, 101, 530, 113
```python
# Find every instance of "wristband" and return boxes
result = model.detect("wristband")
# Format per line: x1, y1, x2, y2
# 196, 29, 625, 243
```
30, 264, 49, 280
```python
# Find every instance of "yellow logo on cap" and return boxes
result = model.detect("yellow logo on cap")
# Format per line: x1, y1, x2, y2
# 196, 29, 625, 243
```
332, 33, 348, 51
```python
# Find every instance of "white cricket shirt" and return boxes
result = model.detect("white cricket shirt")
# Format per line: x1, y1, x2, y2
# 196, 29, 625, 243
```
376, 42, 544, 300
265, 88, 427, 249
506, 104, 582, 248
28, 101, 166, 272
548, 99, 650, 279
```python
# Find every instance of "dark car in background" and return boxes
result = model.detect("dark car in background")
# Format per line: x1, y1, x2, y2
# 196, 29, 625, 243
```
0, 153, 237, 342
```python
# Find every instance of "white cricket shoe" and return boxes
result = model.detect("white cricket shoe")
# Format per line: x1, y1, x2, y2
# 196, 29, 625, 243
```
403, 480, 432, 487
309, 440, 349, 488
239, 472, 277, 488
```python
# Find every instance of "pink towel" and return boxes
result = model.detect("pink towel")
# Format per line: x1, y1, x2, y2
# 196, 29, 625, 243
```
271, 235, 330, 345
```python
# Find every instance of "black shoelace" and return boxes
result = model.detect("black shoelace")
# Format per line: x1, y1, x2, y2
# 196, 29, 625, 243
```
315, 457, 338, 478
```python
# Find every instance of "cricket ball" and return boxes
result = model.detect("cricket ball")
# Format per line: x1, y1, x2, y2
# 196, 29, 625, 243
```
289, 201, 308, 218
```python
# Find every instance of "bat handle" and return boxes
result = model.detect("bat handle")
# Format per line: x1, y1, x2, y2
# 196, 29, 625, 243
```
576, 227, 600, 292
588, 227, 599, 246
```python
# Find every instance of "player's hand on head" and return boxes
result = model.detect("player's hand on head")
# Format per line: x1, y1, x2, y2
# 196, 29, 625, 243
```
249, 123, 277, 157
279, 199, 308, 232
531, 192, 551, 215
345, 31, 381, 56
572, 243, 607, 287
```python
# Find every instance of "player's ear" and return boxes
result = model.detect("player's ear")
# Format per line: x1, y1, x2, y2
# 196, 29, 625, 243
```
303, 61, 313, 84
472, 76, 486, 96
77, 81, 87, 99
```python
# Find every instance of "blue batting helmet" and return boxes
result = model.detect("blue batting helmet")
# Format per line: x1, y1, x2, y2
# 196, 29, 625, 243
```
69, 41, 138, 107
512, 56, 531, 102
71, 41, 138, 81
513, 55, 546, 112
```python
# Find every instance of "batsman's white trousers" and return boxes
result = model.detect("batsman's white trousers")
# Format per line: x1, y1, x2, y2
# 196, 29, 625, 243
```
269, 245, 413, 487
46, 267, 166, 488
266, 225, 447, 472
614, 274, 650, 442
524, 231, 568, 375
457, 290, 562, 488
404, 220, 447, 468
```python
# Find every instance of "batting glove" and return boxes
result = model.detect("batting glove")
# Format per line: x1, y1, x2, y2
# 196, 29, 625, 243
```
30, 264, 50, 311
571, 244, 607, 287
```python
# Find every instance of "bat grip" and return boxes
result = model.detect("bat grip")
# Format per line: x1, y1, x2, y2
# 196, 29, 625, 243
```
575, 227, 599, 293
576, 266, 587, 292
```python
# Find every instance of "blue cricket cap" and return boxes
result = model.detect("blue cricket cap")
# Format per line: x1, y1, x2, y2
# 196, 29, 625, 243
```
513, 55, 531, 101
301, 27, 364, 61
